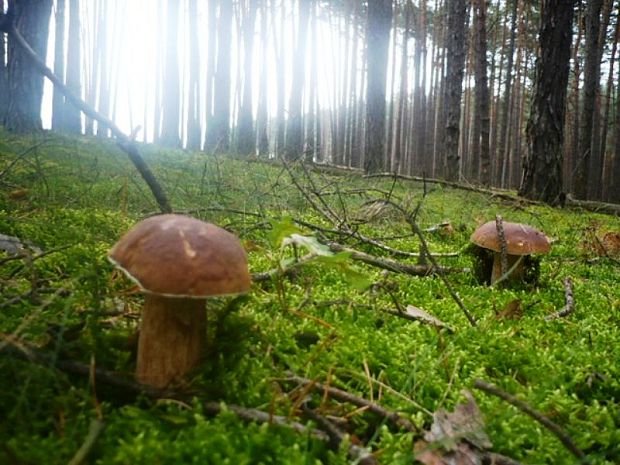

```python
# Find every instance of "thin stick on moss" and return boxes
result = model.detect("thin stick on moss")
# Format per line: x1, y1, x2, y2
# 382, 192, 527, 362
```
278, 375, 418, 433
545, 278, 575, 321
473, 379, 588, 463
301, 406, 378, 465
67, 419, 105, 465
0, 339, 334, 444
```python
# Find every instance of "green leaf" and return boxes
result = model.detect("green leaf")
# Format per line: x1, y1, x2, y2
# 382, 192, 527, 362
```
282, 233, 331, 255
267, 216, 303, 247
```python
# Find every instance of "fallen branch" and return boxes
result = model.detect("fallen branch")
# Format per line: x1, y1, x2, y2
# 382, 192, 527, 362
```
0, 339, 369, 450
2, 18, 171, 214
277, 374, 418, 433
67, 419, 105, 465
545, 278, 575, 321
473, 379, 588, 463
301, 406, 378, 465
326, 242, 465, 276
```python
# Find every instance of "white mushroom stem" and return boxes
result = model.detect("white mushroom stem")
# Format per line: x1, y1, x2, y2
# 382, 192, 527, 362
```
136, 294, 207, 388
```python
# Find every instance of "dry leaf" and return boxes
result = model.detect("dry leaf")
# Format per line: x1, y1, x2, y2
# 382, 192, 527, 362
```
495, 299, 523, 320
405, 305, 452, 330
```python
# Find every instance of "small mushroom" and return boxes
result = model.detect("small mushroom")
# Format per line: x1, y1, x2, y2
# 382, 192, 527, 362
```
109, 214, 251, 388
470, 221, 551, 285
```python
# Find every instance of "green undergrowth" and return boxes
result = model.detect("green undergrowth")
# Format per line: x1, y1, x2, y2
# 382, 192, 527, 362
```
1, 129, 619, 464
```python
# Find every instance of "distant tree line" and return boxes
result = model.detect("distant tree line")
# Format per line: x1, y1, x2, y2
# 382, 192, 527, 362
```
1, 0, 620, 204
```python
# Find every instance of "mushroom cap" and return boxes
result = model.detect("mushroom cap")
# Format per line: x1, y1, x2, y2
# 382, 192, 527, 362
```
470, 221, 551, 255
109, 214, 251, 297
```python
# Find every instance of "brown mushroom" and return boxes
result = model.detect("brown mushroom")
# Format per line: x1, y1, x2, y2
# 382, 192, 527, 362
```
470, 221, 551, 284
109, 214, 251, 388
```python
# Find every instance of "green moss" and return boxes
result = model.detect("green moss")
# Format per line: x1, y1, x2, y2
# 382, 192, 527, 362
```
1, 131, 619, 464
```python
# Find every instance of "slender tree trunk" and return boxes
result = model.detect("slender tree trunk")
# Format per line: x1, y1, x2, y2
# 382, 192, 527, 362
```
363, 0, 392, 174
443, 0, 468, 180
473, 0, 490, 185
587, 0, 613, 199
160, 0, 180, 147
63, 0, 81, 134
495, 0, 518, 186
600, 2, 620, 200
4, 0, 52, 132
203, 0, 217, 150
393, 1, 411, 175
519, 0, 574, 204
0, 0, 6, 122
236, 0, 258, 156
185, 0, 201, 150
415, 0, 428, 175
96, 0, 111, 137
610, 68, 620, 202
565, 4, 583, 193
51, 0, 65, 130
573, 0, 603, 199
255, 0, 270, 158
284, 0, 311, 160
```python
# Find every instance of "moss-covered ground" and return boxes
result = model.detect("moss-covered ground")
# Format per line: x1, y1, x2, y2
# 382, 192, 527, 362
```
1, 129, 619, 464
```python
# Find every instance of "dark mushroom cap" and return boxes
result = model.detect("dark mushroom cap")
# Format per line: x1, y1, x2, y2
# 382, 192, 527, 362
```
470, 221, 551, 255
109, 214, 251, 297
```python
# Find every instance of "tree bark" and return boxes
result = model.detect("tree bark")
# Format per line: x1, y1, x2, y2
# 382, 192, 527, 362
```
519, 0, 574, 204
0, 0, 5, 121
573, 0, 603, 199
160, 0, 181, 148
284, 0, 311, 160
205, 0, 233, 153
443, 0, 468, 180
186, 0, 201, 150
236, 0, 258, 156
3, 0, 52, 132
473, 0, 490, 186
495, 0, 518, 187
63, 0, 82, 134
51, 0, 65, 131
255, 0, 270, 158
363, 0, 393, 174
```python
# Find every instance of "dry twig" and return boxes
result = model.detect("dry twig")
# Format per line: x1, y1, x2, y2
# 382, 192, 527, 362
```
545, 278, 575, 321
278, 374, 418, 433
473, 379, 588, 463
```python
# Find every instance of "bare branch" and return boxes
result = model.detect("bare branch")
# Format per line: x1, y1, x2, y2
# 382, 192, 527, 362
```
473, 379, 588, 462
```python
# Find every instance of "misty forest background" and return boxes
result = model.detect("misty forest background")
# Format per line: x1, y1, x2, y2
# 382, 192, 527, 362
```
1, 0, 619, 204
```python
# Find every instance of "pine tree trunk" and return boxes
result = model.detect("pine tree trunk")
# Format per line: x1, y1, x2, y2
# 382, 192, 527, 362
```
443, 0, 468, 180
0, 0, 5, 122
160, 0, 181, 148
519, 0, 574, 204
473, 0, 490, 185
205, 0, 232, 153
573, 0, 603, 199
587, 0, 613, 199
236, 0, 258, 156
64, 0, 82, 134
393, 1, 411, 175
363, 0, 392, 174
4, 0, 52, 132
495, 0, 518, 186
203, 0, 217, 150
284, 0, 311, 160
51, 0, 65, 131
599, 3, 620, 200
255, 0, 270, 158
186, 0, 201, 150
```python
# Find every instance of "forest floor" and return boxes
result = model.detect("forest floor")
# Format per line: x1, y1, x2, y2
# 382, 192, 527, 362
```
1, 129, 619, 464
